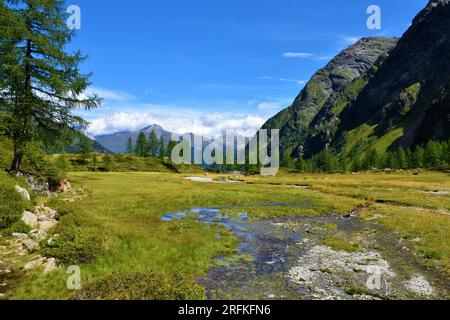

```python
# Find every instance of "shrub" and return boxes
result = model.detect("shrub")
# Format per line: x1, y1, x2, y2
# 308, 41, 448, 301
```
40, 208, 110, 264
46, 197, 81, 217
77, 270, 205, 300
0, 172, 28, 232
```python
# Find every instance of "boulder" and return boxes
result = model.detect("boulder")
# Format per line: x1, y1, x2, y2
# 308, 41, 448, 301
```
15, 185, 31, 201
11, 233, 28, 240
39, 220, 57, 231
59, 179, 72, 193
22, 211, 38, 229
29, 229, 47, 241
43, 258, 57, 274
22, 239, 39, 252
24, 258, 46, 270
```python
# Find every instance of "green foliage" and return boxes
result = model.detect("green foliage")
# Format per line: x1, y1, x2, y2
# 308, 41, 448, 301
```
40, 205, 110, 265
46, 197, 81, 218
102, 153, 113, 172
126, 136, 133, 154
0, 171, 28, 232
92, 153, 98, 172
79, 135, 94, 162
281, 150, 295, 169
149, 131, 159, 157
295, 156, 306, 172
300, 139, 449, 173
135, 132, 149, 157
77, 270, 205, 300
425, 140, 442, 169
160, 138, 166, 159
0, 0, 101, 172
167, 140, 178, 159
55, 153, 72, 173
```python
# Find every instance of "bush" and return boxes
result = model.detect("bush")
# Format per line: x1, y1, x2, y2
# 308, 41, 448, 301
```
0, 172, 28, 232
40, 207, 110, 265
77, 270, 205, 300
46, 197, 81, 217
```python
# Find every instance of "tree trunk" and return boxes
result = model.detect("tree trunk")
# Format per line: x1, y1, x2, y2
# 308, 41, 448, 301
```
9, 149, 23, 173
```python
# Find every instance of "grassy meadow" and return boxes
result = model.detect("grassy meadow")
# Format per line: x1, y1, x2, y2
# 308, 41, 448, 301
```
6, 170, 450, 299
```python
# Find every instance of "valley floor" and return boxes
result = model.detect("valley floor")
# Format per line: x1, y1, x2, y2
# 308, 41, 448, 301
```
1, 171, 450, 300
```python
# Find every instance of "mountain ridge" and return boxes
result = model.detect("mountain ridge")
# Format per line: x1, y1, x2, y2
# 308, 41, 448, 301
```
262, 0, 450, 161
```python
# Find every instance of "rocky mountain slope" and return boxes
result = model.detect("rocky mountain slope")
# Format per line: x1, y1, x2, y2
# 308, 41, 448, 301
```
263, 0, 450, 159
262, 37, 398, 156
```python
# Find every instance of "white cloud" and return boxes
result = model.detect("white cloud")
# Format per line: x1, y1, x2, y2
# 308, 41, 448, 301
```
257, 102, 281, 112
278, 78, 306, 85
282, 52, 314, 58
86, 87, 136, 102
85, 109, 267, 138
77, 86, 285, 139
341, 36, 360, 46
260, 76, 306, 85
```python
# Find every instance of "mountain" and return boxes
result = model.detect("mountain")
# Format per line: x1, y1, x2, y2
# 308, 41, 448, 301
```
63, 135, 112, 155
262, 0, 450, 160
333, 0, 450, 153
95, 124, 174, 154
263, 37, 398, 156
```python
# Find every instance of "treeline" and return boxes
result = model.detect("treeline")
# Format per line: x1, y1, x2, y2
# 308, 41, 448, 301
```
282, 139, 450, 173
130, 132, 178, 159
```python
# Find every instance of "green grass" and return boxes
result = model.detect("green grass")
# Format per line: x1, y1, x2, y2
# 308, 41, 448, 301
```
321, 235, 361, 253
0, 171, 31, 234
62, 153, 206, 174
373, 127, 404, 153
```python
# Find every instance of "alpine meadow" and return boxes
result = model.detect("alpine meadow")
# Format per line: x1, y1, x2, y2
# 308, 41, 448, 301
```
0, 0, 449, 306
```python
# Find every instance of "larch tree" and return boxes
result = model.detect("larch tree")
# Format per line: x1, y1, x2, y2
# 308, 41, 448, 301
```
126, 136, 133, 154
135, 132, 148, 157
0, 0, 101, 172
149, 131, 158, 156
159, 137, 166, 159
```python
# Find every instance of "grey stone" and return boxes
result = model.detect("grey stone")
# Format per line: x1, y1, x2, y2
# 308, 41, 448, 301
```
22, 211, 38, 229
15, 185, 31, 201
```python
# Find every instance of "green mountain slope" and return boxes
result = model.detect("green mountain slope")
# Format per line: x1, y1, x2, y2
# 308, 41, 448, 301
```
263, 0, 450, 161
262, 37, 398, 156
334, 0, 450, 153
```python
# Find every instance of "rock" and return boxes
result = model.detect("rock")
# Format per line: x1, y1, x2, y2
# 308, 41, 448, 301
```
22, 239, 39, 252
24, 175, 50, 196
59, 179, 72, 193
24, 258, 46, 270
288, 244, 395, 299
36, 206, 60, 221
0, 269, 12, 274
0, 293, 5, 298
11, 233, 28, 240
43, 258, 57, 274
39, 220, 57, 231
22, 211, 38, 229
37, 213, 51, 222
404, 275, 434, 296
29, 229, 47, 241
15, 185, 31, 201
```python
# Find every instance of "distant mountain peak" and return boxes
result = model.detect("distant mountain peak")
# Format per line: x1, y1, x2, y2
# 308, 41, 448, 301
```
94, 124, 174, 154
140, 124, 163, 131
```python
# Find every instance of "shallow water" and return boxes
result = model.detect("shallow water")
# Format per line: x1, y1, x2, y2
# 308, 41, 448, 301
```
161, 205, 449, 300
162, 205, 362, 299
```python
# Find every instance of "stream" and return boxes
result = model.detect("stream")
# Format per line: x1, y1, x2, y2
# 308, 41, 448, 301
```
161, 205, 449, 300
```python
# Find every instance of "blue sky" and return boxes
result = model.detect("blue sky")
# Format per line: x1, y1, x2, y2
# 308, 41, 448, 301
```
67, 0, 428, 137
